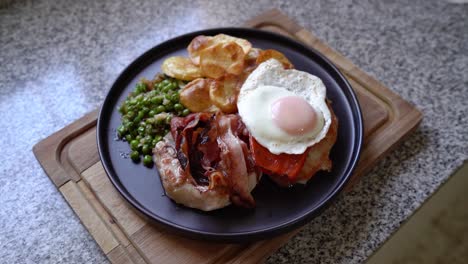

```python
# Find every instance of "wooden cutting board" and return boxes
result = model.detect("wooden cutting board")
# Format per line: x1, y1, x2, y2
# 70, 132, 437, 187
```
33, 9, 422, 264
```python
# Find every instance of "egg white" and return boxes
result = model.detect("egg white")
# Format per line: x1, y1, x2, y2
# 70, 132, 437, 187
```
237, 59, 331, 155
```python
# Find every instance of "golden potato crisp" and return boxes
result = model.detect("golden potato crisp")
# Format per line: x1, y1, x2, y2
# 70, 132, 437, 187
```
256, 49, 294, 69
210, 74, 241, 113
244, 48, 262, 73
200, 42, 245, 79
187, 35, 213, 65
161, 56, 202, 81
212, 34, 252, 55
180, 78, 219, 112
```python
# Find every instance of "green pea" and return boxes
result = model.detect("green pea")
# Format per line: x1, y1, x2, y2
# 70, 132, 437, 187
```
155, 135, 163, 142
182, 109, 190, 116
155, 117, 164, 126
130, 151, 140, 162
171, 93, 179, 102
142, 97, 151, 106
165, 102, 174, 111
136, 135, 142, 141
119, 105, 127, 114
130, 140, 139, 150
156, 82, 164, 90
117, 125, 126, 137
126, 110, 135, 119
125, 134, 133, 142
145, 124, 152, 133
122, 115, 131, 124
162, 84, 171, 93
151, 96, 163, 105
161, 79, 170, 86
134, 116, 142, 123
165, 93, 172, 100
143, 155, 153, 166
155, 105, 165, 114
174, 103, 183, 111
144, 118, 153, 126
151, 138, 159, 146
165, 116, 172, 125
142, 145, 151, 155
148, 109, 156, 117
170, 82, 178, 90
137, 110, 145, 119
137, 126, 145, 134
136, 82, 146, 93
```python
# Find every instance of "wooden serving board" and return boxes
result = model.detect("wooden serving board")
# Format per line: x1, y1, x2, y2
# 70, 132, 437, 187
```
33, 9, 422, 264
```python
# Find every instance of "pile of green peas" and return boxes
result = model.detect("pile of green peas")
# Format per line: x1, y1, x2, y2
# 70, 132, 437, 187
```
117, 75, 190, 166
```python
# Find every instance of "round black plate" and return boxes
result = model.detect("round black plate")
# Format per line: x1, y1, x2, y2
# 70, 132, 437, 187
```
97, 28, 363, 242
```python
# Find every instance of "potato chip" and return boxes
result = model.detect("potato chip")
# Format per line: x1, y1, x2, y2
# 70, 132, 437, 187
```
180, 78, 219, 112
200, 42, 245, 79
161, 56, 202, 81
212, 34, 252, 55
244, 48, 262, 73
187, 35, 213, 65
210, 74, 241, 113
256, 49, 294, 69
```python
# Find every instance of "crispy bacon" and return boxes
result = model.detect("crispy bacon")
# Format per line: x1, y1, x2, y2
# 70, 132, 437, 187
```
170, 113, 259, 208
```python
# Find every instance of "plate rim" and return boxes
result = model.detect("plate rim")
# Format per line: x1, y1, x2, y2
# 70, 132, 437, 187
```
97, 27, 363, 242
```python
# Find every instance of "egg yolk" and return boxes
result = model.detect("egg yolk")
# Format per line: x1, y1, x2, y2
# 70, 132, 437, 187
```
270, 96, 318, 135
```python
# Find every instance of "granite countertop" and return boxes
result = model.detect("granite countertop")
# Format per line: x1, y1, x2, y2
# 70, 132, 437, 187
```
1, 0, 467, 263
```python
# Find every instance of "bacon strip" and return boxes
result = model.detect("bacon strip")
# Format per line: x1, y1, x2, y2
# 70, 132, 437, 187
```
170, 113, 259, 208
216, 115, 255, 208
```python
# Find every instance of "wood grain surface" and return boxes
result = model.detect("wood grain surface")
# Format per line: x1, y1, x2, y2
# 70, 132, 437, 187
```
33, 9, 422, 264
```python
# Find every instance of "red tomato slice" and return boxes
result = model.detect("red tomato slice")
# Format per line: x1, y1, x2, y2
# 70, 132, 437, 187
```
249, 136, 308, 181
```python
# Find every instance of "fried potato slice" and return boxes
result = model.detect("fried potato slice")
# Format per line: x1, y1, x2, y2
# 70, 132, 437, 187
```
212, 34, 252, 54
256, 49, 294, 69
180, 78, 219, 112
210, 74, 241, 113
187, 35, 213, 65
200, 42, 245, 79
244, 48, 262, 73
188, 34, 252, 66
161, 56, 202, 81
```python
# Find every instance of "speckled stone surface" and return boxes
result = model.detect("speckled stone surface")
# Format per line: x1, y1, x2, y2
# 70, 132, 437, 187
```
0, 0, 467, 263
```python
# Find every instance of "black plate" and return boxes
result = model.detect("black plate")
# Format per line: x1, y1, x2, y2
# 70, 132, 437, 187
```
97, 28, 363, 242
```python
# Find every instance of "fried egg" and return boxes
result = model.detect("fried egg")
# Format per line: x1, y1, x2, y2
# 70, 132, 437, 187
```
237, 59, 331, 155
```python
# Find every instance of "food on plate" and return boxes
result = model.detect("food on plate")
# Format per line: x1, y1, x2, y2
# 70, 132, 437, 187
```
188, 34, 252, 66
179, 78, 220, 113
249, 102, 338, 187
153, 113, 261, 211
117, 33, 338, 210
161, 56, 202, 81
238, 59, 336, 187
117, 74, 191, 166
180, 74, 242, 115
237, 59, 332, 155
256, 49, 294, 69
209, 74, 241, 113
199, 42, 245, 78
